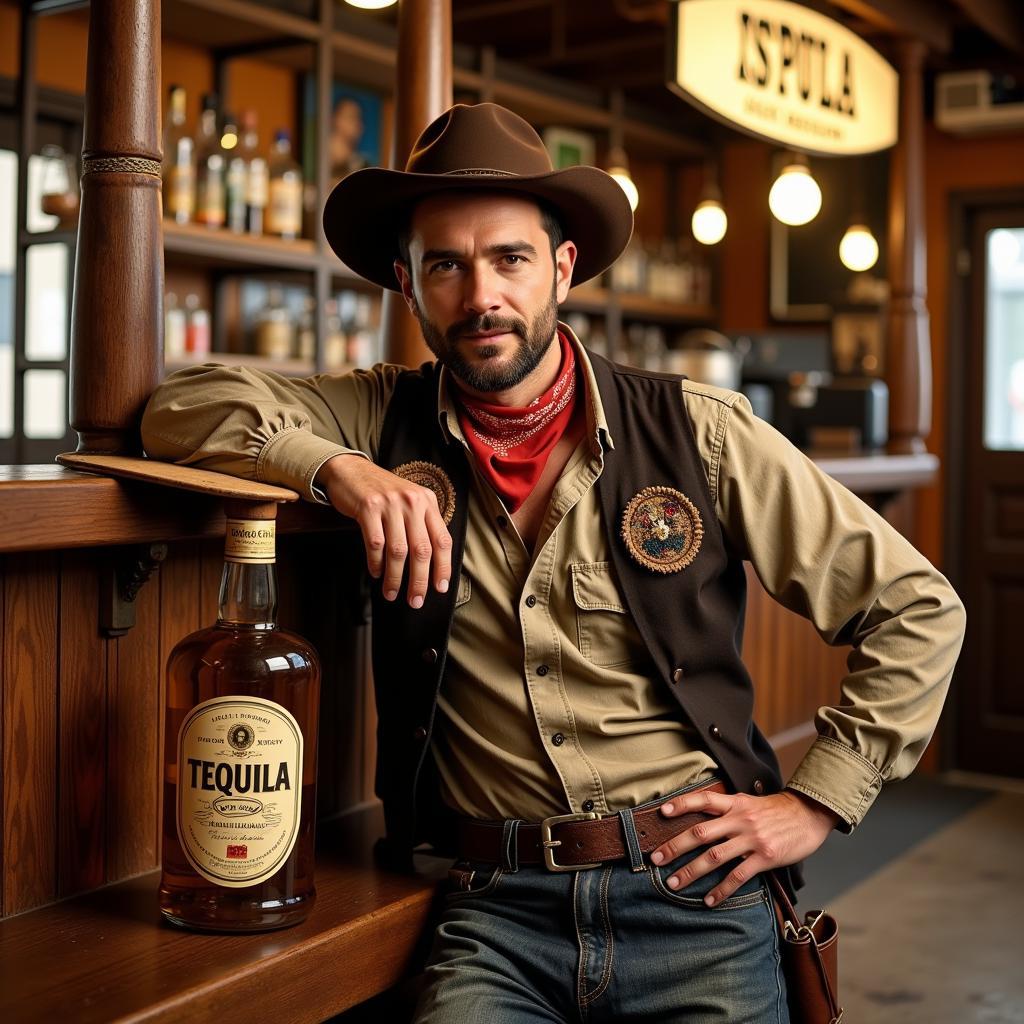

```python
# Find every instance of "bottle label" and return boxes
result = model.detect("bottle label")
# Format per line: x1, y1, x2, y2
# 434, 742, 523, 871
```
176, 695, 303, 888
267, 178, 302, 236
224, 518, 276, 564
167, 165, 195, 218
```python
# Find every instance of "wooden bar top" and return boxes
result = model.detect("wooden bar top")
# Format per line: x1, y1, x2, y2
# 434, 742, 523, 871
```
0, 451, 938, 555
0, 805, 448, 1024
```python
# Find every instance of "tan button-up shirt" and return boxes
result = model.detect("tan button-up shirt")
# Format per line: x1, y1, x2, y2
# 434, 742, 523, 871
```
142, 325, 966, 831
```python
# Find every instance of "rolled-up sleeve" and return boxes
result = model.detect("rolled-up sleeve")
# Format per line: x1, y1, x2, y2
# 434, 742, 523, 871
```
701, 386, 966, 831
141, 362, 403, 501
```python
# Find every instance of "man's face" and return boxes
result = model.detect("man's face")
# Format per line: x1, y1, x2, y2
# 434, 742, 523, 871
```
395, 192, 576, 395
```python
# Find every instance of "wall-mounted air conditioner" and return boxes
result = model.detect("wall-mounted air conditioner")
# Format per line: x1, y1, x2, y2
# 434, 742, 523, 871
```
935, 70, 1024, 134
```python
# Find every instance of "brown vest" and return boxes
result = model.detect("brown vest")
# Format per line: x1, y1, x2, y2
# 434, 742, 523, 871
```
371, 354, 801, 896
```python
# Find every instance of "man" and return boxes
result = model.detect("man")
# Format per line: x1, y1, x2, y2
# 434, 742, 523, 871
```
143, 103, 965, 1022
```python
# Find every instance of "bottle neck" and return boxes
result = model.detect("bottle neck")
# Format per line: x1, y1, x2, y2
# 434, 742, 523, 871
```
217, 560, 277, 629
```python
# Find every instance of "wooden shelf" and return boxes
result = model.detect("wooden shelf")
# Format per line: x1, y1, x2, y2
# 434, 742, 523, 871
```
162, 0, 320, 50
0, 804, 449, 1024
165, 352, 317, 377
564, 285, 715, 325
163, 221, 322, 272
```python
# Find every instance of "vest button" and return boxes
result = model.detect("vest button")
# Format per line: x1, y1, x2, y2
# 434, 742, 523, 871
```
671, 667, 684, 684
582, 799, 595, 813
421, 647, 438, 665
709, 723, 722, 740
536, 664, 549, 676
413, 726, 428, 742
525, 594, 537, 608
753, 779, 765, 795
552, 732, 565, 746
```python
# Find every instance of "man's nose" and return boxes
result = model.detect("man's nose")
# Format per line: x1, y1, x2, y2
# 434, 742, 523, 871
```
462, 266, 501, 314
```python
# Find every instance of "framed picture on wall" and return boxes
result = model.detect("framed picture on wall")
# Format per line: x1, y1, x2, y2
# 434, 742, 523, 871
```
302, 79, 383, 187
542, 126, 596, 169
769, 149, 889, 321
831, 306, 885, 377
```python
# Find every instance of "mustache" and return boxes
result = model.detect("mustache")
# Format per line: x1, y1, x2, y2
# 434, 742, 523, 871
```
446, 315, 526, 344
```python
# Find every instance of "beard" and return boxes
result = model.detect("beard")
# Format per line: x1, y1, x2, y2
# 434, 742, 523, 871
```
414, 283, 559, 394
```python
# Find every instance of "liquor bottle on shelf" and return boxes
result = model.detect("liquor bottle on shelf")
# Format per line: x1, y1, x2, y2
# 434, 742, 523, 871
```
223, 113, 247, 235
159, 502, 321, 932
254, 286, 294, 360
296, 295, 316, 362
240, 110, 268, 237
162, 84, 195, 225
266, 129, 303, 241
323, 298, 347, 369
184, 293, 211, 356
346, 293, 377, 367
195, 94, 226, 230
165, 292, 187, 360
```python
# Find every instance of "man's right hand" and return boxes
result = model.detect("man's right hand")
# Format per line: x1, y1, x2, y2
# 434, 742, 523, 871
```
316, 454, 452, 609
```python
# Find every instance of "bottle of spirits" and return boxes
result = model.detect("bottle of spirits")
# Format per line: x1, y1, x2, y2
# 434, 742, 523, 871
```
162, 85, 195, 225
253, 285, 294, 360
240, 110, 268, 236
164, 291, 187, 360
266, 129, 303, 240
195, 94, 226, 229
222, 112, 247, 234
160, 503, 321, 932
184, 293, 210, 356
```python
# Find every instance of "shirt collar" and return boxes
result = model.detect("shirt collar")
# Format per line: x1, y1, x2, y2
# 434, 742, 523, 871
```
435, 320, 615, 454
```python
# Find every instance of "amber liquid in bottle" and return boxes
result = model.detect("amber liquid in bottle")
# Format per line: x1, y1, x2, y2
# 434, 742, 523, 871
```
159, 507, 320, 931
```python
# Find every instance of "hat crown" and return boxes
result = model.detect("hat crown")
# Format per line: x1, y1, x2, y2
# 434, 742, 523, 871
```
406, 103, 555, 178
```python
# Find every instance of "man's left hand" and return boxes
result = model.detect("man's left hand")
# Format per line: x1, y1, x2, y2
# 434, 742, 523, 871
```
650, 788, 842, 906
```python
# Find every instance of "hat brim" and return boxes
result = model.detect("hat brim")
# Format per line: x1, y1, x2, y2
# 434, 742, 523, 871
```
322, 164, 634, 292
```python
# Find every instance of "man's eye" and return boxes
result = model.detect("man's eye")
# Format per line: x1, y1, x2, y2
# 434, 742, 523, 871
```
431, 260, 458, 273
503, 255, 525, 265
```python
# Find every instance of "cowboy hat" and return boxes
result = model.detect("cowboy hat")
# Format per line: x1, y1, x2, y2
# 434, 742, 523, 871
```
322, 102, 633, 292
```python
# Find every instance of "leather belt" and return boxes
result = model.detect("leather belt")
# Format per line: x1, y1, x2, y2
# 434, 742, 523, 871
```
456, 780, 727, 872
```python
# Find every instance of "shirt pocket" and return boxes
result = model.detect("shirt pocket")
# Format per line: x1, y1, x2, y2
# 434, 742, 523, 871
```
569, 561, 645, 669
455, 573, 472, 608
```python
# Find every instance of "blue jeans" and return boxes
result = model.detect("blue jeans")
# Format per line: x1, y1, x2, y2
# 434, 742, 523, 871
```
414, 778, 789, 1023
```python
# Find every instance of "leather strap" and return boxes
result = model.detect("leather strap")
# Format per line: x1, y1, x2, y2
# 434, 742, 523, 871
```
456, 781, 727, 869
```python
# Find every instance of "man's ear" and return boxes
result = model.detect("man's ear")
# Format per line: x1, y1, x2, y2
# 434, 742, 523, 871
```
554, 240, 577, 304
394, 259, 418, 314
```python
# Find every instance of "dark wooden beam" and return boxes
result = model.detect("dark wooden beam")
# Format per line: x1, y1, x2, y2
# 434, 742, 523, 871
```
525, 34, 663, 69
454, 0, 551, 23
826, 0, 952, 53
948, 0, 1024, 57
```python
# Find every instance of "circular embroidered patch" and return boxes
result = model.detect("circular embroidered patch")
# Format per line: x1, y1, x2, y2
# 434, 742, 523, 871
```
392, 461, 456, 526
620, 486, 703, 574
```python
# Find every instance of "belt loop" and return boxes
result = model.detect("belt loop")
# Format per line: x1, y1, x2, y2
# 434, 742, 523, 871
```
501, 818, 524, 873
617, 807, 647, 873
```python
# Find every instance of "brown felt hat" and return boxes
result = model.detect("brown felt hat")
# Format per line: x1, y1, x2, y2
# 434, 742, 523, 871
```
322, 102, 633, 291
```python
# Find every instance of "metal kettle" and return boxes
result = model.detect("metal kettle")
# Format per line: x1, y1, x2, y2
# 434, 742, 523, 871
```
663, 330, 750, 391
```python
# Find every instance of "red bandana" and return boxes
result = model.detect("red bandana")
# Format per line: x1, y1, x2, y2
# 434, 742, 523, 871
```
455, 330, 580, 512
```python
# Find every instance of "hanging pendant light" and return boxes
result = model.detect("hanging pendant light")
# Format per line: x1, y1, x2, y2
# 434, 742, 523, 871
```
344, 0, 398, 9
691, 161, 727, 245
839, 223, 879, 272
607, 145, 639, 212
769, 152, 821, 226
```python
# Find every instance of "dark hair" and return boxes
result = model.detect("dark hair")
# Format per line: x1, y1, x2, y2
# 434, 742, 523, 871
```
396, 191, 564, 268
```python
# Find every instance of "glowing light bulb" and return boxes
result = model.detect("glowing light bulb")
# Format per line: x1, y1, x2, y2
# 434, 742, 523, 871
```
839, 224, 879, 272
344, 0, 397, 8
769, 162, 822, 226
692, 199, 727, 245
608, 167, 639, 212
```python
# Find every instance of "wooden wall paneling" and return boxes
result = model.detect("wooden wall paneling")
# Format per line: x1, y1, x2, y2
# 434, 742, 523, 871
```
198, 539, 223, 628
108, 557, 162, 880
58, 550, 108, 898
1, 553, 59, 915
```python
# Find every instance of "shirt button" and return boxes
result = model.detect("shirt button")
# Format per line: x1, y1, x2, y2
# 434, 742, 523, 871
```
496, 514, 509, 528
581, 799, 595, 813
421, 648, 438, 665
413, 726, 428, 742
536, 664, 549, 676
709, 723, 722, 740
753, 779, 765, 795
552, 732, 565, 746
525, 594, 537, 608
671, 667, 684, 684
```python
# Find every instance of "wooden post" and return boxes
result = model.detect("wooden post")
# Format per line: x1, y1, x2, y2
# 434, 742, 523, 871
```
380, 0, 452, 367
70, 0, 162, 454
884, 39, 931, 455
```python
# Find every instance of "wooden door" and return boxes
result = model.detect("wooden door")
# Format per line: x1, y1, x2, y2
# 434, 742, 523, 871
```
953, 205, 1024, 777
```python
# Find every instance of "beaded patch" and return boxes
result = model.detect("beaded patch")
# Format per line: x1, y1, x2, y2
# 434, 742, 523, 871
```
620, 486, 703, 574
392, 461, 456, 526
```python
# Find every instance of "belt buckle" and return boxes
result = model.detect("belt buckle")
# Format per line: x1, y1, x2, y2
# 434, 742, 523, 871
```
540, 811, 600, 872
